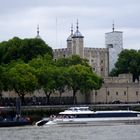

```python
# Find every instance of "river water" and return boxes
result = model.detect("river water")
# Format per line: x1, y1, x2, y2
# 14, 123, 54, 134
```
0, 124, 140, 140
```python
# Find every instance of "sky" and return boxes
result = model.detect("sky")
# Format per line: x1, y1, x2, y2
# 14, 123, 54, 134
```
0, 0, 140, 49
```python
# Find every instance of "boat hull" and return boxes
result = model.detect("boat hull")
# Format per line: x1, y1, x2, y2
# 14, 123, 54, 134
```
44, 117, 140, 126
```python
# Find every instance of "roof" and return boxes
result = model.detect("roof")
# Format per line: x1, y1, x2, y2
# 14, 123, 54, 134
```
72, 30, 83, 38
67, 34, 73, 41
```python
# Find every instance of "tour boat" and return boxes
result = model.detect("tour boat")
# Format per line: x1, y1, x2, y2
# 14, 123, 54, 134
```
36, 107, 140, 126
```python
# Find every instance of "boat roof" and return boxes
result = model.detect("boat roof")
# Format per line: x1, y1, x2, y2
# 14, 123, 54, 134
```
69, 107, 89, 110
95, 110, 138, 113
59, 106, 139, 115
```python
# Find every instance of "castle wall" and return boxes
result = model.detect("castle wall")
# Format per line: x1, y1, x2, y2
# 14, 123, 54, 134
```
88, 74, 140, 104
2, 74, 140, 104
84, 48, 109, 77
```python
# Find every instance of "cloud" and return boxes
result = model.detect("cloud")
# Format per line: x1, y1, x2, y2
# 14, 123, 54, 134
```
0, 0, 140, 50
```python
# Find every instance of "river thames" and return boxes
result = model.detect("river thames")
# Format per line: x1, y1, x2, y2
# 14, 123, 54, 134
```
0, 124, 140, 140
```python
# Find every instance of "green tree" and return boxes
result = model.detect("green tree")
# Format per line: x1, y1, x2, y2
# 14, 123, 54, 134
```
36, 66, 58, 104
29, 54, 53, 69
0, 37, 53, 64
55, 67, 70, 104
55, 55, 90, 67
0, 66, 5, 102
7, 63, 38, 104
19, 38, 53, 62
110, 49, 140, 81
68, 64, 102, 104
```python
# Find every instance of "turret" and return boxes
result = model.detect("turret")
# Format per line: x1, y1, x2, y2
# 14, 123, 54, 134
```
67, 24, 73, 54
36, 25, 41, 39
72, 20, 84, 58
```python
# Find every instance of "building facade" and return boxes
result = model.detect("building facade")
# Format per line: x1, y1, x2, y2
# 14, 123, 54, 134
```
52, 22, 140, 104
105, 30, 123, 72
3, 23, 140, 105
90, 74, 140, 104
53, 22, 112, 77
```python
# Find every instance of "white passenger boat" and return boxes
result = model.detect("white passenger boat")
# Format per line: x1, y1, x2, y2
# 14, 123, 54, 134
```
36, 107, 140, 126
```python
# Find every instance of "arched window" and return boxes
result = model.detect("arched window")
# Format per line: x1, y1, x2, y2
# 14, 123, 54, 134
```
124, 91, 126, 95
95, 91, 97, 96
107, 91, 110, 95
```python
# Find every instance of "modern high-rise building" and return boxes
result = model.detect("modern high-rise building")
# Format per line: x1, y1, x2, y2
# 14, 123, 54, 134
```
105, 23, 123, 72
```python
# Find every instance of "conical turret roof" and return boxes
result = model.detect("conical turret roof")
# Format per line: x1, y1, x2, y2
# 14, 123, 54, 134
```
67, 24, 73, 41
72, 21, 83, 38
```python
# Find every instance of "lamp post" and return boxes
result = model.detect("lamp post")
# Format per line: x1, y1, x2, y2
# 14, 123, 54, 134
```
127, 86, 129, 103
105, 86, 108, 104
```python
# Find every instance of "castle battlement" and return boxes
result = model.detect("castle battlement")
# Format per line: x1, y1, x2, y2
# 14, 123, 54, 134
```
53, 48, 67, 52
104, 74, 133, 84
84, 47, 107, 52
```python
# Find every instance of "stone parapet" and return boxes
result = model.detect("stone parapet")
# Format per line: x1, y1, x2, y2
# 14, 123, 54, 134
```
104, 74, 133, 84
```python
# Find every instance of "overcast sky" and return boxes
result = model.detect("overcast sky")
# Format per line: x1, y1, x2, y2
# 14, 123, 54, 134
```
0, 0, 140, 49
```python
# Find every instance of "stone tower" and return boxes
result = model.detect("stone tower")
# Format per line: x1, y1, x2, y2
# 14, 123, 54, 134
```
67, 24, 73, 55
105, 22, 123, 72
67, 21, 84, 58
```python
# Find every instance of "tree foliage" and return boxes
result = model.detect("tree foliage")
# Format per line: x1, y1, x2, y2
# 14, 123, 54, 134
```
36, 66, 58, 104
0, 37, 102, 105
7, 63, 38, 104
55, 55, 90, 67
0, 37, 53, 64
67, 64, 102, 104
110, 49, 140, 81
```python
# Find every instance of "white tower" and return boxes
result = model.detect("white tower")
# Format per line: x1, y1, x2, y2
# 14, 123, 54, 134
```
72, 20, 84, 58
105, 22, 123, 72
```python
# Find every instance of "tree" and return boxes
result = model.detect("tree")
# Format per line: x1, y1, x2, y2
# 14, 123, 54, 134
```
55, 55, 90, 67
110, 49, 140, 81
0, 37, 53, 64
29, 54, 53, 69
19, 38, 53, 62
68, 64, 102, 104
7, 63, 38, 104
0, 37, 21, 64
36, 66, 58, 104
55, 67, 70, 104
0, 66, 5, 102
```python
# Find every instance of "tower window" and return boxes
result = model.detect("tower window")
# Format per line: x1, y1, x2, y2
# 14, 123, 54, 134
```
107, 91, 110, 95
124, 91, 126, 95
136, 91, 138, 96
116, 92, 118, 95
95, 91, 97, 96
